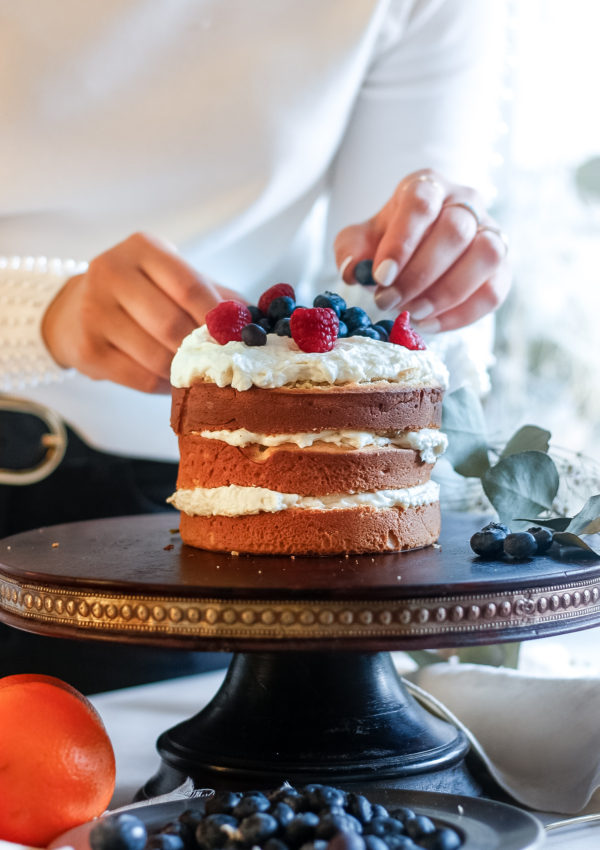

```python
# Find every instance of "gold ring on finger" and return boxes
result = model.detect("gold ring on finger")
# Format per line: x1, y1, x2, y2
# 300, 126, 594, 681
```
476, 224, 509, 256
442, 201, 481, 228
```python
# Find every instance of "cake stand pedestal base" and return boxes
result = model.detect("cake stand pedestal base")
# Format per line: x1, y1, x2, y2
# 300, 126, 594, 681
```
139, 651, 480, 799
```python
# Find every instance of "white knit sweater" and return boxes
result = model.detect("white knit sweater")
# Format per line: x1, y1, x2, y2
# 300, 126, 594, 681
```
0, 0, 503, 459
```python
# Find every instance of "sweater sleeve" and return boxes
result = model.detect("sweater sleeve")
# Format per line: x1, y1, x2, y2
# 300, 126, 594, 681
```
0, 256, 87, 391
322, 0, 505, 275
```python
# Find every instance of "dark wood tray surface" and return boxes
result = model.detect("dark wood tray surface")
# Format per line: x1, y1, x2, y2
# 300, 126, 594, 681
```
1, 511, 598, 598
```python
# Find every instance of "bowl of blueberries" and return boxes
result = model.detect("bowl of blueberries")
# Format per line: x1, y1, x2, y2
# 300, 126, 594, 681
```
55, 783, 544, 850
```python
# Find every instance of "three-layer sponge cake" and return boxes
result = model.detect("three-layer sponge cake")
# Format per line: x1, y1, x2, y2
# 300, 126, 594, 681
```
169, 324, 449, 555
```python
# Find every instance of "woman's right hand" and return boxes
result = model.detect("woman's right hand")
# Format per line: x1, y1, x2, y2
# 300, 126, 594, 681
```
42, 233, 237, 393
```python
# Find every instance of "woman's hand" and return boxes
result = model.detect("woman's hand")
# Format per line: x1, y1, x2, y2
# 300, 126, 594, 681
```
334, 169, 510, 332
42, 233, 239, 393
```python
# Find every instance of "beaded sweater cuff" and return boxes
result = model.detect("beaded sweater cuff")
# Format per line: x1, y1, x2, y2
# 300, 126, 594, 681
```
0, 256, 87, 391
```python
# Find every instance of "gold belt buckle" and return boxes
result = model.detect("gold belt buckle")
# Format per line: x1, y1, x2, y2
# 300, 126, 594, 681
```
0, 396, 67, 485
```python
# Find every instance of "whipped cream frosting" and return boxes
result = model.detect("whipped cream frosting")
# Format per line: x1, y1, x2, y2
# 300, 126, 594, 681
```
168, 480, 440, 517
171, 326, 449, 392
198, 427, 448, 464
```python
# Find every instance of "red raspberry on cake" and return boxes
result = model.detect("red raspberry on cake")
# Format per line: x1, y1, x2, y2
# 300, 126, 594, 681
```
258, 283, 295, 315
290, 307, 339, 353
206, 301, 252, 345
389, 311, 426, 350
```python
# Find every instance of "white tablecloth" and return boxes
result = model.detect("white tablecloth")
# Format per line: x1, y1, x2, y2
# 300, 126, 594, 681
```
89, 629, 600, 850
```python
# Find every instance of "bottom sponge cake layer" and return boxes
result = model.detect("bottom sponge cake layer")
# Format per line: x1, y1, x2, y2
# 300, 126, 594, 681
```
179, 502, 440, 555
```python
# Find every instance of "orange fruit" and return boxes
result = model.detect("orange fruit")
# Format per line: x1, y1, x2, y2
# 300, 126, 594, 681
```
0, 673, 116, 846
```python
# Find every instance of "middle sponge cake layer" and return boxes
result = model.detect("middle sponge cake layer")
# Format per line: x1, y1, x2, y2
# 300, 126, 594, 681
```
177, 435, 432, 496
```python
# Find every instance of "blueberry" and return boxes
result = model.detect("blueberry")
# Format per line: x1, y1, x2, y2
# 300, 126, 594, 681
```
351, 327, 380, 340
264, 840, 290, 850
146, 836, 185, 850
470, 529, 505, 558
206, 791, 242, 819
268, 296, 296, 323
304, 784, 346, 811
299, 842, 329, 850
419, 827, 463, 850
233, 793, 271, 819
90, 814, 148, 850
341, 307, 371, 332
313, 292, 347, 317
370, 805, 389, 819
270, 802, 295, 826
239, 813, 279, 844
327, 832, 367, 850
388, 807, 415, 823
528, 526, 554, 553
196, 815, 238, 849
482, 521, 511, 536
363, 837, 388, 850
285, 813, 320, 846
346, 792, 373, 823
177, 809, 207, 842
371, 324, 389, 342
258, 317, 272, 332
404, 815, 436, 839
248, 305, 265, 323
337, 320, 349, 338
315, 813, 362, 839
374, 319, 394, 334
242, 323, 268, 346
384, 838, 419, 850
275, 317, 292, 337
354, 259, 377, 286
279, 792, 307, 813
268, 784, 297, 803
503, 531, 538, 559
364, 817, 404, 838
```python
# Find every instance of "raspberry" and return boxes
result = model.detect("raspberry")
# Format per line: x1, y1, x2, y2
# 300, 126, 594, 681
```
389, 311, 426, 350
206, 300, 252, 344
290, 307, 339, 353
258, 283, 296, 315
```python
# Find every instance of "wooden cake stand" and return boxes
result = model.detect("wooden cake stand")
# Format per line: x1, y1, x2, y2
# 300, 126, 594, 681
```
1, 511, 599, 800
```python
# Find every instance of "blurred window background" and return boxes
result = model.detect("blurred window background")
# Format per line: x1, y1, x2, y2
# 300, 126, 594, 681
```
489, 0, 600, 471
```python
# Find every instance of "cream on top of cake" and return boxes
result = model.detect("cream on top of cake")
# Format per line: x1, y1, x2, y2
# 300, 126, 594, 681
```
171, 325, 449, 392
168, 480, 440, 517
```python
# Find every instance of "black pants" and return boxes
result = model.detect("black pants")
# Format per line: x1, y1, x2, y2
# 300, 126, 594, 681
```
0, 411, 228, 693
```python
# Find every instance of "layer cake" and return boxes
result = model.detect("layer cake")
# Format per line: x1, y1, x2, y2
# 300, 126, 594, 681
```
169, 315, 448, 555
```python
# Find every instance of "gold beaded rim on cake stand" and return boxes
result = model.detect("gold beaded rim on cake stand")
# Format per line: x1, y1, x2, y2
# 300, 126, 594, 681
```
2, 570, 600, 647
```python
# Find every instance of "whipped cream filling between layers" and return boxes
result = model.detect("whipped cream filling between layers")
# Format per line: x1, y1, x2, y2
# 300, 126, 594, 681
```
168, 480, 440, 518
171, 326, 449, 392
197, 427, 448, 464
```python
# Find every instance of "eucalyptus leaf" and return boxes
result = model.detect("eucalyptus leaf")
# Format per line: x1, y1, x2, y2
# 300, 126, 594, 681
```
515, 517, 572, 531
553, 531, 600, 556
566, 494, 600, 535
501, 425, 551, 458
482, 451, 559, 525
442, 387, 490, 477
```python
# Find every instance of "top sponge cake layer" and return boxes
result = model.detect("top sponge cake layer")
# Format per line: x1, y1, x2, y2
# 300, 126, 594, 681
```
171, 382, 444, 435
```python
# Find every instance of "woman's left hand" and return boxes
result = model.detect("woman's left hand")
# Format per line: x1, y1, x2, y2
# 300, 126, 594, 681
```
333, 168, 510, 332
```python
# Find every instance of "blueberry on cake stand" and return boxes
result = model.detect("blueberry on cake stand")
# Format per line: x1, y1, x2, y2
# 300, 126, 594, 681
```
1, 511, 599, 800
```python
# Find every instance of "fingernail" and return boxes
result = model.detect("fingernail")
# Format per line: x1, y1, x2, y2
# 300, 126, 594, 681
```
375, 287, 402, 311
373, 259, 399, 287
339, 255, 353, 281
409, 299, 434, 321
415, 318, 441, 334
